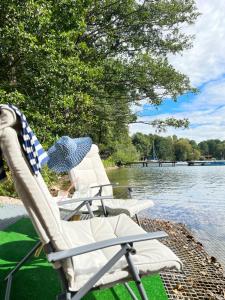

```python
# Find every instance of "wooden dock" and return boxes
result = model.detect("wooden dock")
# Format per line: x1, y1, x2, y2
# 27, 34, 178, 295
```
125, 160, 225, 167
125, 160, 177, 167
188, 160, 225, 166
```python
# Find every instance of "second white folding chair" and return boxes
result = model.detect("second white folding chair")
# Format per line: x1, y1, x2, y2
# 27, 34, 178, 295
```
61, 144, 154, 224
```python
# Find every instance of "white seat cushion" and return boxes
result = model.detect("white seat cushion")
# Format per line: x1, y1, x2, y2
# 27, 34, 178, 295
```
100, 199, 154, 217
61, 214, 182, 291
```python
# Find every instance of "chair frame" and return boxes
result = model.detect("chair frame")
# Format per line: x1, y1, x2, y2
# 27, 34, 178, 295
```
1, 106, 179, 300
47, 230, 167, 300
4, 195, 113, 300
4, 186, 146, 299
90, 182, 141, 225
4, 195, 167, 300
69, 144, 151, 224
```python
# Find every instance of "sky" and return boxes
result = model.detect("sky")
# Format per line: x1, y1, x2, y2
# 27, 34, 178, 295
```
129, 0, 225, 142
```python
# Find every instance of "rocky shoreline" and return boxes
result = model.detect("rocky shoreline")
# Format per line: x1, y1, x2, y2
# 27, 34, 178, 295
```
140, 217, 225, 299
0, 196, 22, 206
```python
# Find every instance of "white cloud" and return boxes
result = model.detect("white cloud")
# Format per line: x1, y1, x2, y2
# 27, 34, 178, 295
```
130, 1, 225, 141
129, 78, 225, 142
130, 99, 152, 114
181, 77, 225, 111
169, 0, 225, 86
129, 113, 225, 142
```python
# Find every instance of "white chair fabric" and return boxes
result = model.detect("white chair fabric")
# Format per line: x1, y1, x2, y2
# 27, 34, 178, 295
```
0, 107, 182, 293
62, 214, 182, 291
68, 144, 154, 216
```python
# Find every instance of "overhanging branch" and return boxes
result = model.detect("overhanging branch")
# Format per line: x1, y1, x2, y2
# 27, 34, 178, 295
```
130, 117, 189, 132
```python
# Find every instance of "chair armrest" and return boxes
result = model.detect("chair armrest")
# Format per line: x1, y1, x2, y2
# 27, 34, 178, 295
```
114, 186, 147, 194
57, 195, 113, 206
114, 185, 145, 189
90, 183, 118, 189
48, 231, 167, 262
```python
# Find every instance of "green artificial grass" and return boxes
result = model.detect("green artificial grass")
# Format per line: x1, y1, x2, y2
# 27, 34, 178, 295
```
0, 218, 168, 300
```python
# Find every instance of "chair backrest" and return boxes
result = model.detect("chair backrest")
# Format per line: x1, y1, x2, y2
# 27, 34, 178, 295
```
0, 106, 98, 287
0, 107, 71, 253
69, 144, 113, 197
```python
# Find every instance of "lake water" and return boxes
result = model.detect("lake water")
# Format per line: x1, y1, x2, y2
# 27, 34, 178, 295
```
107, 165, 225, 267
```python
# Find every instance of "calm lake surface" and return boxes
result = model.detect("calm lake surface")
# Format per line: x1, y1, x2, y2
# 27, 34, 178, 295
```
107, 165, 225, 267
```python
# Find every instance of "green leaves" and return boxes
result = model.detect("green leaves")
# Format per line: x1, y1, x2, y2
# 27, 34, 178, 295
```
0, 0, 198, 155
132, 133, 202, 161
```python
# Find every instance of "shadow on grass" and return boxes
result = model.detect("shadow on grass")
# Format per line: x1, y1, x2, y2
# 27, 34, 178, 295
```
0, 240, 38, 263
0, 215, 27, 230
0, 263, 61, 300
0, 259, 101, 300
2, 217, 37, 238
0, 218, 100, 300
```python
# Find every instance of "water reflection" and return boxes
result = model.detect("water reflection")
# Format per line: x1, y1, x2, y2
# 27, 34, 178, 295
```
108, 165, 225, 267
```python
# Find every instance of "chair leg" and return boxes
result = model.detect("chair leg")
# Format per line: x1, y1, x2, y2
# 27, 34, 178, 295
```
71, 246, 129, 300
4, 275, 12, 300
135, 214, 141, 226
85, 201, 95, 218
4, 240, 42, 300
125, 252, 148, 300
4, 208, 82, 300
124, 282, 139, 300
56, 292, 72, 300
100, 199, 108, 217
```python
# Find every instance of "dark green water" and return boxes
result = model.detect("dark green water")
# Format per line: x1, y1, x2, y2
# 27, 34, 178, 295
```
107, 165, 225, 267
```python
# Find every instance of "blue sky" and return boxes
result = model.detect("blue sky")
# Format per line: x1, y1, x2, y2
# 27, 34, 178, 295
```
129, 0, 225, 142
137, 92, 196, 117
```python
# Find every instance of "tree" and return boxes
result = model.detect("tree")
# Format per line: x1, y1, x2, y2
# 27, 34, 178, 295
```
189, 140, 199, 150
198, 140, 225, 159
0, 0, 198, 151
174, 139, 193, 161
198, 141, 209, 156
112, 136, 139, 164
206, 140, 221, 157
191, 148, 201, 160
132, 133, 152, 159
157, 137, 175, 160
217, 142, 225, 160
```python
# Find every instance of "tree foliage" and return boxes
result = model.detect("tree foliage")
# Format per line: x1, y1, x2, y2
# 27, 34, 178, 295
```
112, 136, 139, 164
151, 135, 225, 161
199, 140, 225, 159
0, 0, 198, 150
132, 133, 205, 161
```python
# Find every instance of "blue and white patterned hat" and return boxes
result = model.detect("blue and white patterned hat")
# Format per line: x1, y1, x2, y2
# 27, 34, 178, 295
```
47, 136, 92, 173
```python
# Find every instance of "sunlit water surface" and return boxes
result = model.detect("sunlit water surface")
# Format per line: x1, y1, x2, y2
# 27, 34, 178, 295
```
107, 165, 225, 267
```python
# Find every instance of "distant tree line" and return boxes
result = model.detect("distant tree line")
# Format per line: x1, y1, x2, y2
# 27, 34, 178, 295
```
131, 133, 225, 162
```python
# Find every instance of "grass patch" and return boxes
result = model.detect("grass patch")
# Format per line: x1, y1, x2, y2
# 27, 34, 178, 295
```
0, 218, 168, 300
